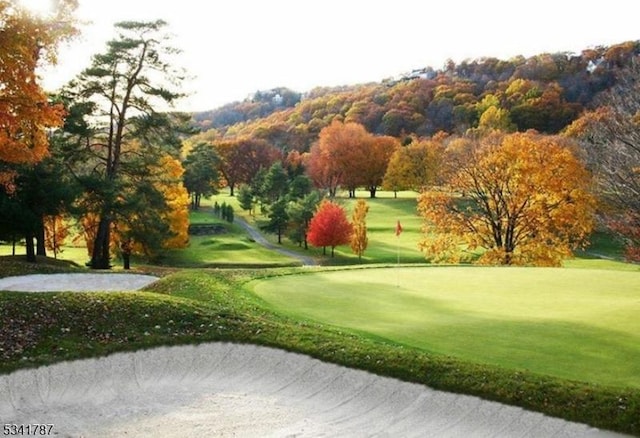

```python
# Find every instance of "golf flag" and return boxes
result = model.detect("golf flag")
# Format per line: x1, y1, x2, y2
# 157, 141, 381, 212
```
395, 220, 403, 237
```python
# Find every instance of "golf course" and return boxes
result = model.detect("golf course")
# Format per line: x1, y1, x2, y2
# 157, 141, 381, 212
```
1, 191, 639, 435
251, 266, 640, 389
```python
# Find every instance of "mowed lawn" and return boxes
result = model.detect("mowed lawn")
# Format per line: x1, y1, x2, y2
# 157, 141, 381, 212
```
251, 266, 640, 389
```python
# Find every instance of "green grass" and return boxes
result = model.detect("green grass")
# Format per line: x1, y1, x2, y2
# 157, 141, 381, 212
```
239, 189, 426, 265
251, 265, 640, 389
1, 260, 639, 435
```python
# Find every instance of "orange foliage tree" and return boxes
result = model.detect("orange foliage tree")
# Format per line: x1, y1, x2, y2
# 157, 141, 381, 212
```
43, 214, 70, 259
307, 200, 353, 257
0, 0, 77, 183
418, 132, 595, 266
310, 120, 397, 198
213, 137, 281, 196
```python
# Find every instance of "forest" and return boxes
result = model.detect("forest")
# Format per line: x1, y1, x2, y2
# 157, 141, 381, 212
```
1, 0, 640, 267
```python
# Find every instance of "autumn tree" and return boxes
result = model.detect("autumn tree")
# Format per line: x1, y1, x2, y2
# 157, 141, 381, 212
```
382, 135, 446, 195
113, 154, 189, 262
62, 20, 188, 269
213, 137, 281, 196
43, 215, 70, 259
360, 135, 399, 197
565, 62, 640, 260
418, 132, 595, 266
308, 120, 369, 197
350, 199, 368, 259
307, 200, 353, 257
310, 120, 397, 198
0, 0, 77, 184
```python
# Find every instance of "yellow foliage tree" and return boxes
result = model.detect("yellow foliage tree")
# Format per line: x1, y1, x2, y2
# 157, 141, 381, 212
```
418, 132, 595, 266
350, 199, 369, 260
382, 135, 446, 194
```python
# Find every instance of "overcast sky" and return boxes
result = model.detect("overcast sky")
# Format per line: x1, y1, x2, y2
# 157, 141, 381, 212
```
26, 0, 640, 112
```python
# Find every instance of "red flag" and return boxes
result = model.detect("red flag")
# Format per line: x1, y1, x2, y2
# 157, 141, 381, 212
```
395, 220, 403, 237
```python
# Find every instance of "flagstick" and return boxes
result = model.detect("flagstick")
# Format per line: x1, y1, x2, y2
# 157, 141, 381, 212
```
396, 219, 401, 288
396, 233, 400, 288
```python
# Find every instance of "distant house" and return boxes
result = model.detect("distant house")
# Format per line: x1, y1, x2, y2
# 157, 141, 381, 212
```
587, 58, 604, 73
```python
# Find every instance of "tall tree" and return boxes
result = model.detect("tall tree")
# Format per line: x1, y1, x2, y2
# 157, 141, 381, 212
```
418, 132, 595, 266
360, 135, 399, 198
565, 63, 640, 260
0, 0, 77, 184
213, 137, 281, 196
287, 190, 321, 249
383, 136, 446, 195
262, 198, 288, 244
183, 142, 219, 209
62, 20, 187, 269
350, 199, 369, 260
307, 200, 353, 257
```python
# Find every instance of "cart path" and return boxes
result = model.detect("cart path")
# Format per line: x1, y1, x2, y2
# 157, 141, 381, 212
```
234, 217, 317, 266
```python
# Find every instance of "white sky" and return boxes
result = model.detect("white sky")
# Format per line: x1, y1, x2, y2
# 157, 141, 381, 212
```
27, 0, 640, 112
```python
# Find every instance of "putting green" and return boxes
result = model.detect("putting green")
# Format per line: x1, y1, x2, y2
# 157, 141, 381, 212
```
251, 266, 640, 388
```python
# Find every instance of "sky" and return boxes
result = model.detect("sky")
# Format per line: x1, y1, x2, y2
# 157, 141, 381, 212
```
24, 0, 640, 113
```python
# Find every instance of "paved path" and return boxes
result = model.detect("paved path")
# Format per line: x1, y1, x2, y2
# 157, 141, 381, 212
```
234, 217, 317, 266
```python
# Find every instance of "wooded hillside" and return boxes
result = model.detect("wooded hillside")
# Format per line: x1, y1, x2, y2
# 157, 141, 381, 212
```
190, 40, 639, 150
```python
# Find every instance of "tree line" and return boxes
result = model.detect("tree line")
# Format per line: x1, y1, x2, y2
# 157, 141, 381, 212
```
0, 7, 191, 268
2, 2, 639, 267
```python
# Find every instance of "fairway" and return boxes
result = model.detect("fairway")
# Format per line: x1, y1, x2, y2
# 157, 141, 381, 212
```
251, 266, 640, 389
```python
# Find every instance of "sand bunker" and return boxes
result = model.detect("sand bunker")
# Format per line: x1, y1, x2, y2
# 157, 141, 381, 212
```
0, 273, 158, 292
0, 343, 624, 437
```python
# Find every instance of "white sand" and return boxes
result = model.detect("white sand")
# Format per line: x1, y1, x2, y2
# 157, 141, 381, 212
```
0, 273, 158, 292
0, 274, 628, 437
0, 343, 626, 437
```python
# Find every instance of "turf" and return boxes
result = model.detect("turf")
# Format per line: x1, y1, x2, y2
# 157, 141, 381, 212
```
1, 262, 639, 435
251, 265, 640, 389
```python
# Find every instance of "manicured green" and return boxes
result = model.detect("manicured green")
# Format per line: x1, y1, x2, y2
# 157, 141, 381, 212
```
1, 260, 638, 435
1, 192, 639, 435
251, 266, 640, 389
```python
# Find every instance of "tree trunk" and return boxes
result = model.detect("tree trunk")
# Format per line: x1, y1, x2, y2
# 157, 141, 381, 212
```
25, 233, 36, 263
331, 246, 335, 257
36, 218, 46, 257
369, 186, 377, 198
122, 253, 131, 270
229, 183, 235, 196
91, 216, 112, 269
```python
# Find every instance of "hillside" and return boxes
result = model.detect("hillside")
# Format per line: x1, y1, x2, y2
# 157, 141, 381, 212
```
190, 40, 639, 151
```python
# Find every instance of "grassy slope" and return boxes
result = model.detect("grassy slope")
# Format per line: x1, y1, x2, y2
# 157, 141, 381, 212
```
251, 265, 640, 389
1, 264, 638, 435
1, 192, 638, 434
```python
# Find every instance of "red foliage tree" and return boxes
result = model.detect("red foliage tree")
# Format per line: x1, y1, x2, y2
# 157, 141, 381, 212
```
307, 200, 353, 257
